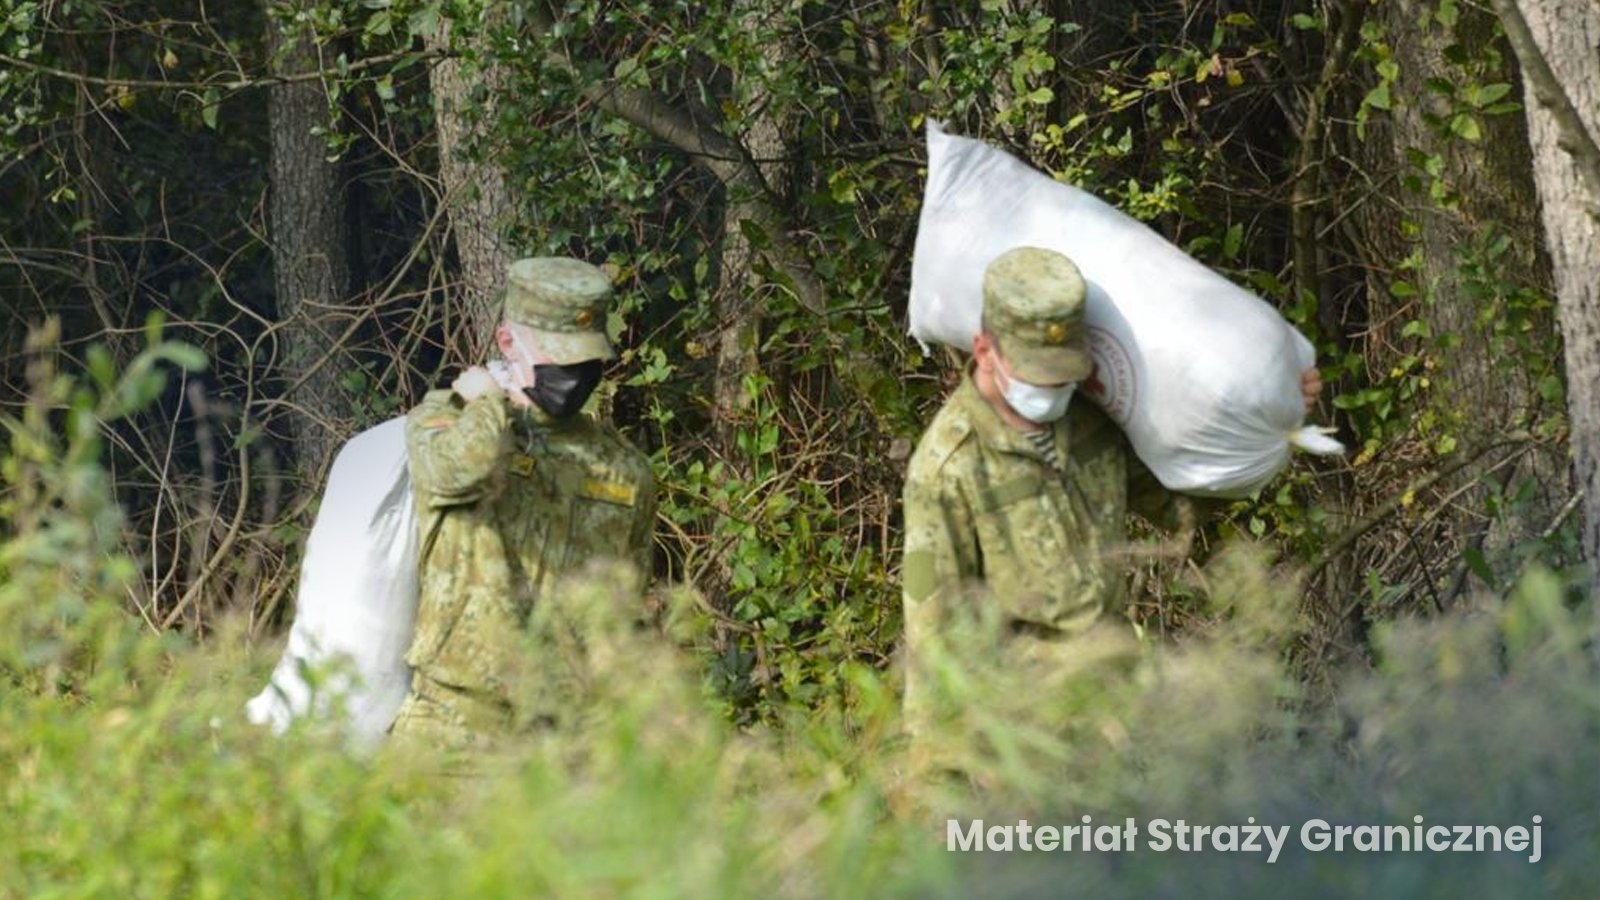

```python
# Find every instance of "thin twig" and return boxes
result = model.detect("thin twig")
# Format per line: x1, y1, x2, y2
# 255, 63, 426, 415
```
1307, 433, 1539, 576
0, 48, 448, 93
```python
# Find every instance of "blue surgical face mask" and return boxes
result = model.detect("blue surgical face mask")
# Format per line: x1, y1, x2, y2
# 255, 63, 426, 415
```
997, 354, 1076, 423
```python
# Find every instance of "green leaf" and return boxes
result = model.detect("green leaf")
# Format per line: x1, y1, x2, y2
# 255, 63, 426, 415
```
116, 368, 168, 418
86, 345, 115, 390
1363, 82, 1392, 111
1291, 13, 1319, 30
363, 9, 391, 37
1463, 547, 1494, 586
156, 342, 209, 373
1471, 83, 1513, 108
405, 5, 439, 38
1537, 375, 1565, 405
827, 170, 858, 204
143, 310, 168, 345
201, 87, 220, 130
1450, 112, 1481, 141
737, 217, 770, 249
1222, 222, 1243, 261
614, 57, 638, 81
68, 399, 99, 444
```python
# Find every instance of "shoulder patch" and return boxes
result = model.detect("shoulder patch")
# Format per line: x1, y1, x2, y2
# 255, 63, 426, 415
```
579, 477, 638, 507
509, 453, 537, 477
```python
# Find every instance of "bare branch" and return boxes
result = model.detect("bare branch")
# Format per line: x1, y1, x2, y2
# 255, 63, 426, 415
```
524, 6, 826, 315
1290, 0, 1367, 335
0, 47, 445, 93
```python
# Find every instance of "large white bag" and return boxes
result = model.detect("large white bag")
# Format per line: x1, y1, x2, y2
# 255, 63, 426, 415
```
245, 416, 418, 746
909, 121, 1341, 497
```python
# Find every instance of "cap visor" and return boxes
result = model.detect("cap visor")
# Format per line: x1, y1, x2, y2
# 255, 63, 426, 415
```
1005, 339, 1094, 384
527, 328, 616, 365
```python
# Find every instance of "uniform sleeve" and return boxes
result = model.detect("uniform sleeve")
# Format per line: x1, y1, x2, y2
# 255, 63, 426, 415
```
628, 463, 658, 582
405, 388, 510, 508
900, 467, 979, 752
901, 473, 978, 610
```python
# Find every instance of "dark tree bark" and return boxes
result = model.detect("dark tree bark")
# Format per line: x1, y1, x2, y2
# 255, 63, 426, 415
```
1349, 0, 1570, 601
265, 0, 353, 474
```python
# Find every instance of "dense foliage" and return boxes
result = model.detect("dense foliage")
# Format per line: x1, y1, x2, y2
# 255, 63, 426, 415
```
0, 0, 1595, 892
0, 341, 1593, 895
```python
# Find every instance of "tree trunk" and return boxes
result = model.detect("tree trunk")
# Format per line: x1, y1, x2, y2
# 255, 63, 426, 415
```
1351, 0, 1569, 601
711, 2, 798, 457
265, 1, 352, 474
429, 11, 517, 357
712, 193, 769, 458
1497, 0, 1600, 591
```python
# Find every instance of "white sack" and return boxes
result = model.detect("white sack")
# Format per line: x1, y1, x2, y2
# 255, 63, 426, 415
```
909, 121, 1342, 497
245, 416, 418, 746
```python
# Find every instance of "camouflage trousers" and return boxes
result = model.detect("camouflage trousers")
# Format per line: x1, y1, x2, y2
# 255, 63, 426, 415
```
903, 615, 1141, 784
387, 677, 522, 778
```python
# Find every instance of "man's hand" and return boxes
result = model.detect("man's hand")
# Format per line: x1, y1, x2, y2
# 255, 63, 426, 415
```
1301, 367, 1323, 416
452, 366, 504, 402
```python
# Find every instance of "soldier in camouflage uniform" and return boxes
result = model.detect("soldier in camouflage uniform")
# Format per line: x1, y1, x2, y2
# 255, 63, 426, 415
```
900, 246, 1319, 766
389, 257, 656, 755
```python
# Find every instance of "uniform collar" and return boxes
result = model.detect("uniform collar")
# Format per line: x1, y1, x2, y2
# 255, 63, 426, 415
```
954, 367, 1068, 464
519, 399, 555, 426
510, 397, 579, 434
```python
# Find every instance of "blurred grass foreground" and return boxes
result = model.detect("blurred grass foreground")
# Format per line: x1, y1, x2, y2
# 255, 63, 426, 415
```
2, 328, 1596, 899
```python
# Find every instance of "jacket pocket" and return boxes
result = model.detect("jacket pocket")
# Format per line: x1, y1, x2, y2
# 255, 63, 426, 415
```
973, 478, 1104, 630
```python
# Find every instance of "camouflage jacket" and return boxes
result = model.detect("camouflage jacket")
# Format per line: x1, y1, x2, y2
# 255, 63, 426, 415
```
401, 388, 655, 713
901, 370, 1189, 650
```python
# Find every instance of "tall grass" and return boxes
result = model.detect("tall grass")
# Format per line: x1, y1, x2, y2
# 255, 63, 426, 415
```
3, 328, 1595, 898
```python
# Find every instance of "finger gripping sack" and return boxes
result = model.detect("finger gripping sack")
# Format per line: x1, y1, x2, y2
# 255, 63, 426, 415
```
908, 121, 1342, 497
245, 416, 418, 747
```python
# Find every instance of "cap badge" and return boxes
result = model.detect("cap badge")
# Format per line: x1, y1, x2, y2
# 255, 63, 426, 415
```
1045, 322, 1068, 344
575, 310, 594, 328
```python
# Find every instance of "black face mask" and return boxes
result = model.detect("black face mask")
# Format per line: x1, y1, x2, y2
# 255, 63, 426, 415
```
523, 360, 603, 417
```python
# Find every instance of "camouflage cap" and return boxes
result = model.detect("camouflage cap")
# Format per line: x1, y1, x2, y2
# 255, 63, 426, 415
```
981, 246, 1092, 384
503, 257, 616, 365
